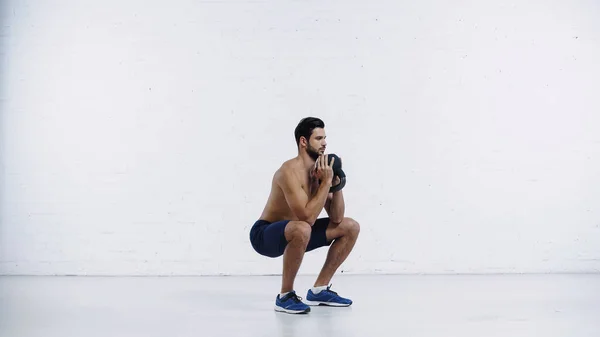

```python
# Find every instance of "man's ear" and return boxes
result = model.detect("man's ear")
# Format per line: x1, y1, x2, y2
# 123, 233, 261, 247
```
299, 136, 307, 147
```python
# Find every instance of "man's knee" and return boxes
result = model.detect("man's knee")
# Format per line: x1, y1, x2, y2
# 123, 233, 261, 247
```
343, 217, 360, 237
285, 221, 312, 243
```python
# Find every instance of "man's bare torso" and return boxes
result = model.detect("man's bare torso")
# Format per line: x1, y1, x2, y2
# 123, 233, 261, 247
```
259, 158, 318, 223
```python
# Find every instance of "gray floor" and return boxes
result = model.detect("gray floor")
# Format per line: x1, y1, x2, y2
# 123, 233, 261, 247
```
1, 274, 599, 337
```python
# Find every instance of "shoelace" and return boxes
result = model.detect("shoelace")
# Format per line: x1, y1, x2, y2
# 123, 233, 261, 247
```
325, 284, 338, 296
285, 292, 304, 303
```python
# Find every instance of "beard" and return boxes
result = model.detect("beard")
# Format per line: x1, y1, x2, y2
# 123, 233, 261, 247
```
306, 144, 321, 161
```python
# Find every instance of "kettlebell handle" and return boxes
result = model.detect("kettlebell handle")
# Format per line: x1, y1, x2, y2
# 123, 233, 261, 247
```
330, 176, 346, 193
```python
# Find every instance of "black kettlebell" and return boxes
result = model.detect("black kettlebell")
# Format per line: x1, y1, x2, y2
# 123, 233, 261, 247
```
321, 153, 346, 193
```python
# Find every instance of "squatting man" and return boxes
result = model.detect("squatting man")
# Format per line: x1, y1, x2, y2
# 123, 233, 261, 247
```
249, 117, 360, 314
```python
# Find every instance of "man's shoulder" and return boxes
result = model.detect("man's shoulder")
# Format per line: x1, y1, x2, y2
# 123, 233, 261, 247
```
274, 159, 303, 183
275, 157, 301, 172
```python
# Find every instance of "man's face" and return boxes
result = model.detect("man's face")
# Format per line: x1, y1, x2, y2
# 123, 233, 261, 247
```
305, 128, 327, 161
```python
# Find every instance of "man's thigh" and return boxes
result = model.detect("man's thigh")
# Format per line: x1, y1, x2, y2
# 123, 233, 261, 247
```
306, 217, 334, 252
251, 220, 290, 258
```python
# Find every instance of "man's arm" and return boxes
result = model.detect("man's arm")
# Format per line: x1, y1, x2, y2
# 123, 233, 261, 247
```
325, 177, 345, 224
278, 169, 332, 225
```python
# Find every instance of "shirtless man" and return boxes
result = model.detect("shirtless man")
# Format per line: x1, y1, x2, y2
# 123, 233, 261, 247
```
249, 117, 360, 314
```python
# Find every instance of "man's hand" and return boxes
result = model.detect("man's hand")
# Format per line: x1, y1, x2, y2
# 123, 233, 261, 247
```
314, 153, 335, 185
311, 169, 339, 185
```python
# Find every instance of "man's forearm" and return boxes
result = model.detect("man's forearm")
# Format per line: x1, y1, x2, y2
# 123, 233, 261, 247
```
329, 190, 345, 224
306, 181, 332, 225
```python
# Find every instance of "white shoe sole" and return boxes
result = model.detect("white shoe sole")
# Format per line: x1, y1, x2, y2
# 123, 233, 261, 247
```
274, 305, 310, 314
304, 300, 351, 307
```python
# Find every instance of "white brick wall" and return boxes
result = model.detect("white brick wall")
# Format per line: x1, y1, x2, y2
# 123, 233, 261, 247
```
1, 0, 599, 275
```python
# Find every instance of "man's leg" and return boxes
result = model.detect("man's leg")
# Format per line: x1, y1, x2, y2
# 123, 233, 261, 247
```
261, 220, 312, 314
314, 217, 360, 287
281, 221, 312, 293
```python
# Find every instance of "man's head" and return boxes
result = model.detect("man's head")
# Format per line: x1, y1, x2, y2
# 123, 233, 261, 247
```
294, 117, 326, 160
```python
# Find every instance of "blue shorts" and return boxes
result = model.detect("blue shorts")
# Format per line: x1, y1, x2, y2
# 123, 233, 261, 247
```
249, 218, 333, 258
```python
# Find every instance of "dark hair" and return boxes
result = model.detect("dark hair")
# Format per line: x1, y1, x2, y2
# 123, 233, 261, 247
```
294, 117, 325, 146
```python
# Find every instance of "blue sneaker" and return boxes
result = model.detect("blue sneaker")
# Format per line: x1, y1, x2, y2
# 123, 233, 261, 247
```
274, 291, 311, 314
305, 285, 353, 307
